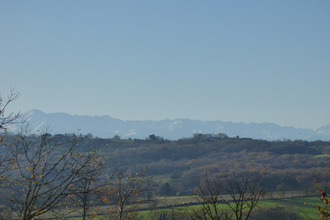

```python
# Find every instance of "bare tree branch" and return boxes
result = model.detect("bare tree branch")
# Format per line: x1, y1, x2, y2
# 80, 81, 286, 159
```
0, 89, 22, 131
1, 132, 102, 220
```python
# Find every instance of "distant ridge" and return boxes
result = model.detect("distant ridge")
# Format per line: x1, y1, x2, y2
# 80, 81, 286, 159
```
9, 109, 330, 141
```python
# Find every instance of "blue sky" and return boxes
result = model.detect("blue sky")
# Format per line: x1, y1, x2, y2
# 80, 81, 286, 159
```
1, 0, 330, 129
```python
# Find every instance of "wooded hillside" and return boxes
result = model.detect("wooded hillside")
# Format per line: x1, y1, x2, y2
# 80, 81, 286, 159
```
36, 133, 330, 196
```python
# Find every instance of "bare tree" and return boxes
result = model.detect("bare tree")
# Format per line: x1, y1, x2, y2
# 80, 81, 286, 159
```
0, 89, 22, 177
190, 171, 231, 220
102, 168, 154, 220
191, 169, 265, 220
71, 149, 105, 220
221, 170, 264, 220
1, 132, 102, 220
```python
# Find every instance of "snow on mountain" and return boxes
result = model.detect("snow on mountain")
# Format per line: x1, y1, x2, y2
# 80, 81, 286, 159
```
13, 109, 330, 141
316, 125, 330, 136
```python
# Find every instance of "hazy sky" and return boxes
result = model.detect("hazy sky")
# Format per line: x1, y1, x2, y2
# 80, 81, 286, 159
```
1, 1, 330, 129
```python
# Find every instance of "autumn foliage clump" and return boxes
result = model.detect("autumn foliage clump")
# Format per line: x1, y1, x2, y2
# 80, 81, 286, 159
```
315, 178, 329, 219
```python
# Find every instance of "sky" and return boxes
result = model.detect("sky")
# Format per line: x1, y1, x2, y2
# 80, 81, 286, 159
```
1, 0, 330, 130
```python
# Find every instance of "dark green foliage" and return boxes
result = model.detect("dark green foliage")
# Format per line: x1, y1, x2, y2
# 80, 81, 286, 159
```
159, 183, 172, 196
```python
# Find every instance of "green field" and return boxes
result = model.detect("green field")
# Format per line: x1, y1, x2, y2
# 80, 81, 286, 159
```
254, 197, 320, 219
33, 194, 322, 219
64, 196, 321, 220
136, 196, 321, 220
314, 154, 330, 158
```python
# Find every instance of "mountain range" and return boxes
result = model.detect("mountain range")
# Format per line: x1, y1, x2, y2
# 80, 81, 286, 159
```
8, 109, 330, 141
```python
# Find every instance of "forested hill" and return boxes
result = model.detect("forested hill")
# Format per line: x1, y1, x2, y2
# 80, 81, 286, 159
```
35, 133, 330, 195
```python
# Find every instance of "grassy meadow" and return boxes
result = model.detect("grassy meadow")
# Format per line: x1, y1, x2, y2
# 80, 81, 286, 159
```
60, 196, 321, 220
